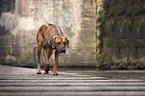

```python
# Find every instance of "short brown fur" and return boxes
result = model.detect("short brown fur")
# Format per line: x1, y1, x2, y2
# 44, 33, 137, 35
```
36, 23, 69, 75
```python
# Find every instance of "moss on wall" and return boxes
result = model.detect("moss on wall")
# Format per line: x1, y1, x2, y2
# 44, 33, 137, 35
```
96, 0, 145, 70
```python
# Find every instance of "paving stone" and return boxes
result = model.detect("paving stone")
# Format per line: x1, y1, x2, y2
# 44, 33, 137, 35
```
0, 64, 145, 96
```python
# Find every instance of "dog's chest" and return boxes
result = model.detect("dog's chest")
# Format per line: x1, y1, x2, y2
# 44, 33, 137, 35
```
42, 40, 51, 49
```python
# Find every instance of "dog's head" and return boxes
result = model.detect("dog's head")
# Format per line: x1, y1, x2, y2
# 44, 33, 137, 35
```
50, 36, 69, 53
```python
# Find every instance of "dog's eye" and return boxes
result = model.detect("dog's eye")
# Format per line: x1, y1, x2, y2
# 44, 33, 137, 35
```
56, 42, 60, 45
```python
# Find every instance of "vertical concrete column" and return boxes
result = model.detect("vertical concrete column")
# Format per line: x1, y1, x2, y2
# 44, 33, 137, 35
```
96, 0, 104, 54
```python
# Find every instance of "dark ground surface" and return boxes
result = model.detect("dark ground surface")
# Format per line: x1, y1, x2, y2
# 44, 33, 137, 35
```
0, 64, 145, 96
59, 67, 145, 79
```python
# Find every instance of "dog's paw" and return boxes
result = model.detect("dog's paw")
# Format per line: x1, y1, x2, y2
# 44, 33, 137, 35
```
44, 71, 49, 74
36, 72, 41, 74
53, 72, 58, 76
53, 73, 58, 76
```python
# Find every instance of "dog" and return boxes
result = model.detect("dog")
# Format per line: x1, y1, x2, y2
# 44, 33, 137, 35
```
36, 23, 69, 75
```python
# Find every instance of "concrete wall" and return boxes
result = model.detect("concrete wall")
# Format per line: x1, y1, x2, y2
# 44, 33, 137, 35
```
0, 0, 96, 67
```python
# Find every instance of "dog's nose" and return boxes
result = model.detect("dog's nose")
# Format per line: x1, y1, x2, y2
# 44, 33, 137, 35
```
58, 47, 66, 53
59, 47, 66, 53
61, 47, 66, 53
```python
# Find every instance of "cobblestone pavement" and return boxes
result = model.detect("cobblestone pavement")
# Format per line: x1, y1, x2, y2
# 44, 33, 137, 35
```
0, 64, 145, 96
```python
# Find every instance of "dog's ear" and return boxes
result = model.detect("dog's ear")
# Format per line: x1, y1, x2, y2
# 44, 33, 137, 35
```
65, 37, 69, 48
50, 37, 56, 49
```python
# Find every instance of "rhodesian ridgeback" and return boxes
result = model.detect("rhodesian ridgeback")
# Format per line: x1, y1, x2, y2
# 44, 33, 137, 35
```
36, 23, 69, 75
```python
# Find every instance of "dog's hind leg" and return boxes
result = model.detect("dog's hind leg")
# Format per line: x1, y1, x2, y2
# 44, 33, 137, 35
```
37, 44, 42, 74
47, 49, 53, 65
36, 30, 43, 74
47, 49, 53, 60
43, 49, 53, 74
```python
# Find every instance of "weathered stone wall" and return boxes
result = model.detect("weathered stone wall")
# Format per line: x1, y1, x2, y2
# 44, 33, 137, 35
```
0, 0, 96, 67
96, 0, 145, 69
0, 0, 18, 64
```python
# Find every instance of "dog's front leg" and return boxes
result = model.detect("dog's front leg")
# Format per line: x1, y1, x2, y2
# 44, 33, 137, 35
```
43, 48, 50, 74
53, 50, 59, 75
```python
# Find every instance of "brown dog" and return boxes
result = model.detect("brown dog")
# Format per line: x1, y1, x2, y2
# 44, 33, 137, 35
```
36, 23, 69, 75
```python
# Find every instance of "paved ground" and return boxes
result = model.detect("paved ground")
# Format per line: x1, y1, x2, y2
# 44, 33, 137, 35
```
0, 64, 145, 96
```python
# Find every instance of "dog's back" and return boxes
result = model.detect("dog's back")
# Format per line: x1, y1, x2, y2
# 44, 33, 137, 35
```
47, 23, 63, 37
37, 23, 63, 39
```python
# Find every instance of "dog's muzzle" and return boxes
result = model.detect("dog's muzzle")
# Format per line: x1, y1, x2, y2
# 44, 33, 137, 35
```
58, 47, 66, 53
